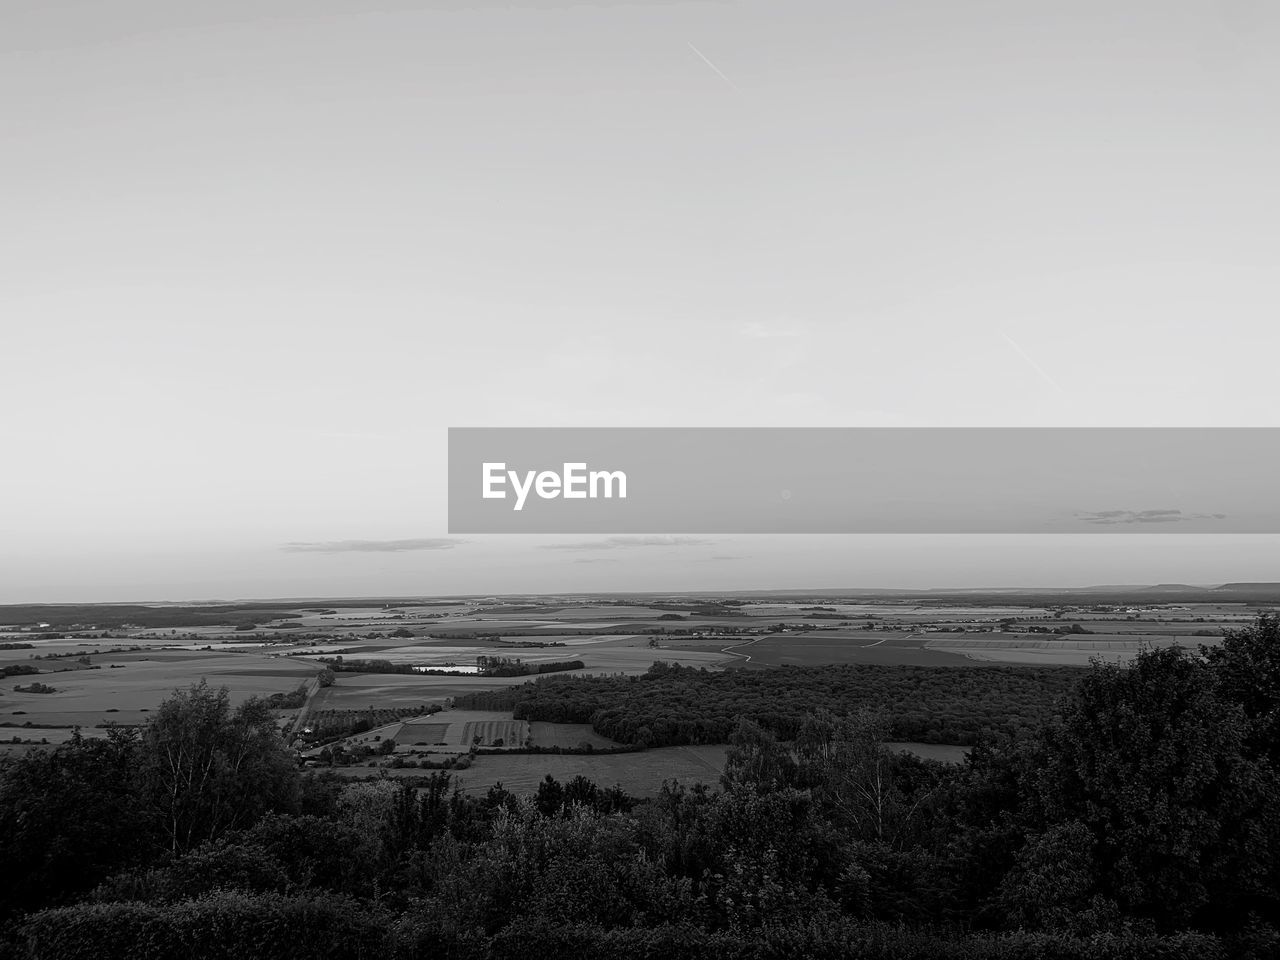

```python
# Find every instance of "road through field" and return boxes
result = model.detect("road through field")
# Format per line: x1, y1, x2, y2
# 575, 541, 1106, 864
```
859, 634, 906, 648
289, 672, 325, 740
720, 636, 763, 664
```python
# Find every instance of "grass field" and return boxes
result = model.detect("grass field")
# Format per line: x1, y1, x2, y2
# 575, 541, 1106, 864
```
348, 740, 965, 794
527, 721, 620, 750
449, 744, 729, 795
885, 742, 970, 763
395, 722, 450, 744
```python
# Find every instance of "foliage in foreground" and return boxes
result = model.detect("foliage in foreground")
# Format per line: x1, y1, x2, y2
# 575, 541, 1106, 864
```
19, 907, 1234, 960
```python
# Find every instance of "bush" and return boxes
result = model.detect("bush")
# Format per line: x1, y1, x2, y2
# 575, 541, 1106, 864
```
19, 892, 394, 960
483, 922, 1227, 960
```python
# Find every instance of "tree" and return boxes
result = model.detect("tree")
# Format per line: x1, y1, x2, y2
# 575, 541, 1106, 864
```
137, 681, 300, 853
721, 718, 796, 794
0, 728, 149, 919
335, 780, 414, 871
1029, 645, 1280, 930
695, 785, 863, 925
562, 775, 601, 810
794, 708, 943, 849
995, 820, 1121, 933
1204, 613, 1280, 766
535, 775, 564, 816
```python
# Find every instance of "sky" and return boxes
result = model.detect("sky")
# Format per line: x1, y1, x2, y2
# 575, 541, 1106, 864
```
3, 0, 1279, 602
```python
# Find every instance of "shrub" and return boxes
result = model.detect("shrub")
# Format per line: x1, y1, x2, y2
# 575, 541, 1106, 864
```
481, 921, 1227, 960
20, 892, 394, 960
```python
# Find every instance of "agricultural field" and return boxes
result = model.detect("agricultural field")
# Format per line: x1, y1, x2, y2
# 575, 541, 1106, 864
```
307, 672, 543, 712
924, 634, 1220, 666
0, 726, 110, 745
739, 602, 1054, 623
296, 633, 726, 686
2, 594, 1270, 758
0, 726, 112, 758
460, 715, 527, 748
0, 649, 321, 728
395, 710, 534, 749
317, 710, 532, 755
715, 621, 1236, 670
722, 631, 975, 668
530, 634, 723, 672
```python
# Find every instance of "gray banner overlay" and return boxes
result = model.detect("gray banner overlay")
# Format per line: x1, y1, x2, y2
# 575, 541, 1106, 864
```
448, 428, 1280, 534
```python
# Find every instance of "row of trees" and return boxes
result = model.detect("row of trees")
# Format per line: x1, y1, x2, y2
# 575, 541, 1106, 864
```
475, 656, 586, 677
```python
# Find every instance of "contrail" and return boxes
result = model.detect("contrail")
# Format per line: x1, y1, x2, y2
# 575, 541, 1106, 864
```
1001, 333, 1066, 393
687, 42, 742, 93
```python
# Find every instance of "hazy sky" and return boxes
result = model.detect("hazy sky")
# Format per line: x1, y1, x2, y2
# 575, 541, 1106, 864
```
3, 0, 1279, 602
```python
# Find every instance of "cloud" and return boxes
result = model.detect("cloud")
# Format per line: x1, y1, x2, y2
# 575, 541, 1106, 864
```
543, 535, 715, 551
283, 538, 467, 553
572, 558, 620, 564
704, 555, 742, 561
1075, 510, 1228, 526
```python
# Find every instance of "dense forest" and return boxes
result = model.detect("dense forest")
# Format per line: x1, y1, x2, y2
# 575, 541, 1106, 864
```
2, 616, 1279, 959
455, 661, 1084, 745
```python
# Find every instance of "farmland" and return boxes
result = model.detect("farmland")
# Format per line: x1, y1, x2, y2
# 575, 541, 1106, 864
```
721, 631, 975, 668
327, 710, 531, 754
2, 589, 1271, 773
306, 710, 620, 758
925, 634, 1207, 666
0, 647, 318, 729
